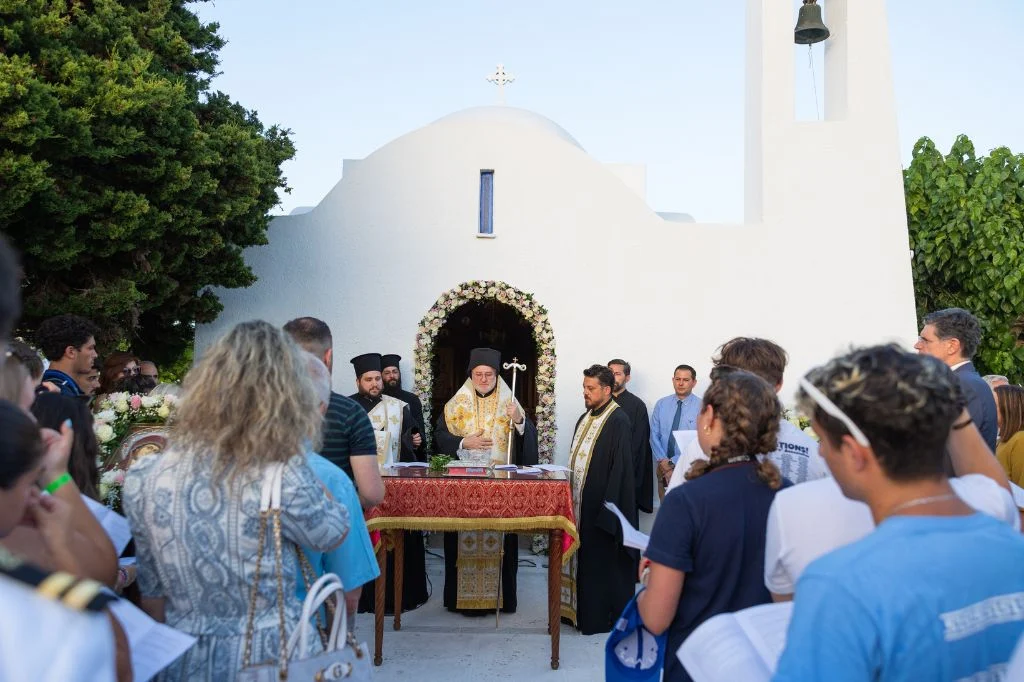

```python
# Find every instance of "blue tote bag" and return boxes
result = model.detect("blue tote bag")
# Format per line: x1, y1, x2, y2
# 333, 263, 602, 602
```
605, 588, 667, 682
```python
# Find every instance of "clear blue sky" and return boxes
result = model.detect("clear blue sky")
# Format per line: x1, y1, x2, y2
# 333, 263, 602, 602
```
194, 1, 1024, 222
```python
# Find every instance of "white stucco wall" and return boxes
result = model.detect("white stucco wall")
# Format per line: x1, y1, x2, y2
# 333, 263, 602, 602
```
603, 164, 647, 202
197, 0, 916, 464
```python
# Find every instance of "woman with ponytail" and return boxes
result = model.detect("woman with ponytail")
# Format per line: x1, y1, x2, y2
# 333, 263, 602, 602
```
636, 370, 788, 682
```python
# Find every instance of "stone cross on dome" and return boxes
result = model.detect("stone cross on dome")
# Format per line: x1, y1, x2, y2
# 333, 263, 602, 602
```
486, 64, 516, 105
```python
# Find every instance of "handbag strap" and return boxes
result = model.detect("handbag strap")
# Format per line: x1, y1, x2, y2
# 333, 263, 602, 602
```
242, 463, 289, 676
297, 549, 330, 648
286, 572, 348, 656
260, 461, 284, 512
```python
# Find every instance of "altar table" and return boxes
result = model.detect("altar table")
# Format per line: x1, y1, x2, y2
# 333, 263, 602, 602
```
365, 468, 579, 670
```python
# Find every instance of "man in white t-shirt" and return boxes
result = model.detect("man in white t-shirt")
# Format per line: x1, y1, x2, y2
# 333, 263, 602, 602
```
771, 346, 1024, 681
765, 473, 1018, 599
764, 369, 1018, 600
666, 337, 827, 493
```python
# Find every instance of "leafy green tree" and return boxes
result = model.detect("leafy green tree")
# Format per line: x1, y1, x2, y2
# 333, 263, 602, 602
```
905, 134, 1024, 381
1, 0, 295, 365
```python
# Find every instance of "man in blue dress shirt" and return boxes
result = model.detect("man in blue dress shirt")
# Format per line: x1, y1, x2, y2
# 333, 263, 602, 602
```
649, 365, 701, 499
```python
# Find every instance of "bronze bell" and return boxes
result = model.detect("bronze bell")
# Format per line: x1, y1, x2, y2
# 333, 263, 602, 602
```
794, 0, 830, 45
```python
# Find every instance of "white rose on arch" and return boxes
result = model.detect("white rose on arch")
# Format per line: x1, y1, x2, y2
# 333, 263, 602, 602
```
94, 423, 115, 444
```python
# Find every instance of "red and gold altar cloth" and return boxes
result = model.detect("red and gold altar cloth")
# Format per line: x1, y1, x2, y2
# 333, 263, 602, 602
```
366, 469, 579, 670
365, 469, 579, 562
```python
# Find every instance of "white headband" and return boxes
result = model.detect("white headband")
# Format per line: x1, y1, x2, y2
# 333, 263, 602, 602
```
798, 377, 872, 448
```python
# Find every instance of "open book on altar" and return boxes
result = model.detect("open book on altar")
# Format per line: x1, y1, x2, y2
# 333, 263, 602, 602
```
678, 602, 793, 682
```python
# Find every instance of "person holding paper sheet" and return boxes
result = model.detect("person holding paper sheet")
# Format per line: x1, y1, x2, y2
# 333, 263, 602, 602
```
774, 346, 1024, 682
667, 338, 826, 494
650, 365, 701, 498
0, 239, 129, 682
637, 371, 787, 682
763, 404, 1017, 601
122, 321, 350, 681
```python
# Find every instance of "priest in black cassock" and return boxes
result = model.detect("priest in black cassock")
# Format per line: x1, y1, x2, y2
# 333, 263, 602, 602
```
434, 347, 539, 614
561, 364, 638, 635
381, 353, 426, 458
349, 352, 429, 615
608, 359, 654, 515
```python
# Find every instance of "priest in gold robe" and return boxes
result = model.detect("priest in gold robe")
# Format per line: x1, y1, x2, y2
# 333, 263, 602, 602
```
434, 347, 539, 614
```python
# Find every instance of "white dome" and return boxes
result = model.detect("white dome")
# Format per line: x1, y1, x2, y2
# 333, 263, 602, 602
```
430, 106, 584, 150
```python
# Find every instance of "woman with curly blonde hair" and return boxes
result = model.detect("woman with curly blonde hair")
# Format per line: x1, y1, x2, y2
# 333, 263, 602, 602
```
122, 320, 350, 681
637, 370, 787, 682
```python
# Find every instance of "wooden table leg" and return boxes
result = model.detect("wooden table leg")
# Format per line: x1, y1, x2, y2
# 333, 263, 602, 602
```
393, 531, 405, 631
548, 529, 563, 671
373, 534, 388, 666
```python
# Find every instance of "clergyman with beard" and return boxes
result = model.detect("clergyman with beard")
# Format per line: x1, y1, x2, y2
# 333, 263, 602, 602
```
381, 354, 425, 457
433, 347, 538, 615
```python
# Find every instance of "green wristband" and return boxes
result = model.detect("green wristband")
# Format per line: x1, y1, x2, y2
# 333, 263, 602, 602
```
43, 472, 72, 495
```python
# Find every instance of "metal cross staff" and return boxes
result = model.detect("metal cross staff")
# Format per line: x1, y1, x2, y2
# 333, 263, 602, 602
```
502, 357, 527, 465
495, 357, 527, 626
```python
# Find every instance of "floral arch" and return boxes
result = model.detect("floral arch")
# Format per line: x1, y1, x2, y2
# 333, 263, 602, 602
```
413, 280, 556, 463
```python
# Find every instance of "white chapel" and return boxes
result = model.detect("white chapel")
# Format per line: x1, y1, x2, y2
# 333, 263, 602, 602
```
197, 0, 917, 463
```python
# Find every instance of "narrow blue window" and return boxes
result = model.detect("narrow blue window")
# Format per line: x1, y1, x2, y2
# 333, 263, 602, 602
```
479, 170, 494, 235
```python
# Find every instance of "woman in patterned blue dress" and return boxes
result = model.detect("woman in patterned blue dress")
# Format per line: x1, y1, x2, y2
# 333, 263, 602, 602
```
123, 321, 350, 681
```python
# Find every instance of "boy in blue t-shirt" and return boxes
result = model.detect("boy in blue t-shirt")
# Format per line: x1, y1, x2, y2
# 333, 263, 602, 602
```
775, 345, 1024, 682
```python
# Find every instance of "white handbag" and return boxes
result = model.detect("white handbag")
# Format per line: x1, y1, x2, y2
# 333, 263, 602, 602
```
238, 463, 372, 681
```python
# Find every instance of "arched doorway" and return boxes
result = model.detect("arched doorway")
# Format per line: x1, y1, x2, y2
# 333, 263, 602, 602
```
429, 299, 538, 444
412, 280, 557, 462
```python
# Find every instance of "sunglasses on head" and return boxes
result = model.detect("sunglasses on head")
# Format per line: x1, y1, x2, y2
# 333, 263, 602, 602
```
798, 378, 871, 447
122, 366, 140, 376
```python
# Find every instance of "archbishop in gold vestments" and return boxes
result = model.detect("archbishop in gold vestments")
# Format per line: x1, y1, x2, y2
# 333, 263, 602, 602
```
434, 374, 538, 613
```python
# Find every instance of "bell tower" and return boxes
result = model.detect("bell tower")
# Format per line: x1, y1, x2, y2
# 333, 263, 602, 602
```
744, 0, 905, 228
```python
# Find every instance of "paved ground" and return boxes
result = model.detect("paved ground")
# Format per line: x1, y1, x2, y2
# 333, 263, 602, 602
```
356, 511, 656, 681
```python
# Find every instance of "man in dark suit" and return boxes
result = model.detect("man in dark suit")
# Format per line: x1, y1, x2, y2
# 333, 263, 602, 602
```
914, 308, 998, 452
608, 358, 654, 515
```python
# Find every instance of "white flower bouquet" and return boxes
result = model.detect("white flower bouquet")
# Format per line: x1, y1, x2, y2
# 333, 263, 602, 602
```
783, 407, 818, 441
93, 390, 179, 510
